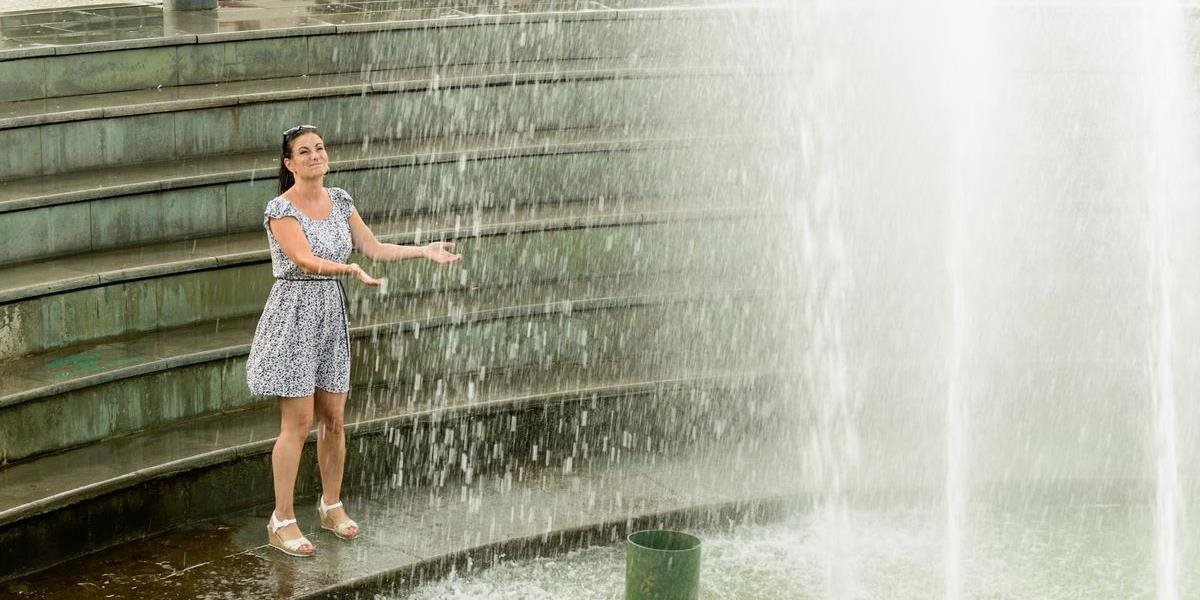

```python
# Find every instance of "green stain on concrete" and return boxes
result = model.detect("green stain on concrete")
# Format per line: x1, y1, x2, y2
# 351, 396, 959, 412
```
45, 351, 147, 378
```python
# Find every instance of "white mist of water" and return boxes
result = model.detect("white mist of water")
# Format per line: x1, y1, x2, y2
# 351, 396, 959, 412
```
943, 221, 968, 600
796, 54, 859, 600
942, 1, 993, 597
779, 2, 972, 596
774, 3, 861, 594
754, 0, 1200, 596
1139, 2, 1197, 598
1149, 177, 1182, 600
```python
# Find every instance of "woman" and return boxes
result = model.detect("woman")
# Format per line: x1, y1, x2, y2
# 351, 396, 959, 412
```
246, 124, 461, 557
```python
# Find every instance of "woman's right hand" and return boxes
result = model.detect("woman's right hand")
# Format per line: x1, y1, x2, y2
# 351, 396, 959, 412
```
348, 263, 383, 287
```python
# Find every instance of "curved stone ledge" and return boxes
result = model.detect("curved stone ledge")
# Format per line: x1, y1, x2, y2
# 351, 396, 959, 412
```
1, 198, 741, 303
0, 284, 786, 464
0, 5, 735, 103
0, 204, 769, 360
0, 367, 786, 527
0, 134, 763, 274
305, 498, 791, 600
0, 4, 735, 62
0, 59, 732, 131
0, 368, 796, 584
0, 276, 767, 410
0, 127, 729, 213
1, 65, 747, 181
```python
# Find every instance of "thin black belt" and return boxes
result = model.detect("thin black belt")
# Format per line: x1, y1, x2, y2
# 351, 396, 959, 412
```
277, 276, 344, 300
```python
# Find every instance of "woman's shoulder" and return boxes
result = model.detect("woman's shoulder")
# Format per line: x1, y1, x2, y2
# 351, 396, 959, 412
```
327, 187, 355, 219
264, 195, 297, 219
327, 187, 354, 205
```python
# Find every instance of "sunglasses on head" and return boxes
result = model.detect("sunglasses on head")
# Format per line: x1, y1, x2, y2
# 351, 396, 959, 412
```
283, 124, 317, 139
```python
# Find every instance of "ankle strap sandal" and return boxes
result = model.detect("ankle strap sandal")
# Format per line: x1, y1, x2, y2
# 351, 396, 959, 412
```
267, 511, 315, 557
318, 497, 360, 540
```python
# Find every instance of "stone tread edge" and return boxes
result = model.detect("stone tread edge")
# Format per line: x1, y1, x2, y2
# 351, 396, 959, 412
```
0, 129, 730, 213
0, 370, 780, 529
0, 5, 735, 63
0, 203, 754, 305
0, 284, 769, 409
298, 494, 793, 600
0, 61, 734, 131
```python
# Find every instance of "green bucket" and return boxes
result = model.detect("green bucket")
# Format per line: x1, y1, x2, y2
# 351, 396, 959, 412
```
625, 529, 702, 600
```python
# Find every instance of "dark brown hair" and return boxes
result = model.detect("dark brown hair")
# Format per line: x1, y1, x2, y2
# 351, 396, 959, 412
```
278, 125, 322, 195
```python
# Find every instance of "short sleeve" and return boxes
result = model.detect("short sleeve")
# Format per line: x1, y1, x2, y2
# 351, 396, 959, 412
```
329, 187, 355, 217
263, 197, 298, 225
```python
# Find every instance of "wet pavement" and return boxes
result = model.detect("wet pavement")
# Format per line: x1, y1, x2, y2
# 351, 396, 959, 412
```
0, 1, 762, 596
2, 438, 790, 599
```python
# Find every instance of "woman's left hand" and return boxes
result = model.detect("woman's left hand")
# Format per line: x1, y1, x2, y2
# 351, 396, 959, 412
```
423, 241, 462, 264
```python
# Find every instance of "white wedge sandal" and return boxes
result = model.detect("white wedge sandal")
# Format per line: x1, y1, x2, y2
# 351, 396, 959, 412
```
267, 512, 316, 557
318, 497, 359, 540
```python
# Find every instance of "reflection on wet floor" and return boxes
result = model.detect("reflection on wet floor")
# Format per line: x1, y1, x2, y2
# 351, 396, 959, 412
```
0, 0, 623, 49
0, 3, 165, 47
2, 430, 789, 599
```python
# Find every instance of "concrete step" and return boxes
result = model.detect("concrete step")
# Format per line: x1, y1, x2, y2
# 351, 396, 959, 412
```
0, 127, 754, 263
0, 194, 765, 359
0, 361, 784, 523
0, 193, 731, 302
0, 57, 727, 130
0, 360, 798, 585
0, 2, 732, 101
0, 60, 747, 181
0, 271, 786, 464
0, 266, 777, 412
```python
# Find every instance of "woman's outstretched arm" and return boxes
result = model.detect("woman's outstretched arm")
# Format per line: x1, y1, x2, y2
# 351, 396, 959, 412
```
270, 216, 382, 286
348, 208, 462, 264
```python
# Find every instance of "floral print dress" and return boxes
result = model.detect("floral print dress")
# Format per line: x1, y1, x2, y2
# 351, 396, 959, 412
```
246, 187, 354, 398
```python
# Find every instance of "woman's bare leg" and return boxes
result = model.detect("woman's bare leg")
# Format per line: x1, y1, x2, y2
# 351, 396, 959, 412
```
272, 394, 315, 551
315, 388, 357, 536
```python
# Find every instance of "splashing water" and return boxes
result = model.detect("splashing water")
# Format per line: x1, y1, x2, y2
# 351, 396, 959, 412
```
1139, 2, 1198, 598
390, 505, 1161, 600
750, 0, 1200, 597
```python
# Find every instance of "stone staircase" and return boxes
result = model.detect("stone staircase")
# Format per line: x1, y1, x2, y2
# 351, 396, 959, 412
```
0, 1, 789, 593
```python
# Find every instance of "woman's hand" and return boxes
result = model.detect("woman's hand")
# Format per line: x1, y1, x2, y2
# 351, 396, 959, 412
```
423, 241, 462, 264
348, 263, 383, 287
